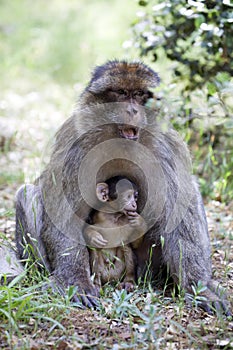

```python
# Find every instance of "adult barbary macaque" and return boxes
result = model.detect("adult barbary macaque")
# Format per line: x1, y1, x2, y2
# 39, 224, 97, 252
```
84, 176, 146, 292
15, 60, 230, 314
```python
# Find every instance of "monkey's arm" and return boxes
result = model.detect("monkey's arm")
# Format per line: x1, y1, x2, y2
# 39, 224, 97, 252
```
41, 223, 99, 308
84, 226, 108, 248
15, 184, 99, 308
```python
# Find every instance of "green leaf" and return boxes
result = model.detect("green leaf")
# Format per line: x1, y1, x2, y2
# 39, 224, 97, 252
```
139, 0, 148, 6
195, 15, 205, 28
216, 72, 231, 83
207, 82, 217, 96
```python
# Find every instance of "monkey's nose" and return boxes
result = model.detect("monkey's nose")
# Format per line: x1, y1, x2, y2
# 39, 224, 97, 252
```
126, 104, 138, 117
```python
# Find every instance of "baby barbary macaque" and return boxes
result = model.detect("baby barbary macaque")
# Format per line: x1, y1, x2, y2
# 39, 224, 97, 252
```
84, 176, 147, 292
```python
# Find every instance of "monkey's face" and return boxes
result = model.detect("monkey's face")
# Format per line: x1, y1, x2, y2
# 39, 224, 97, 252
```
110, 189, 138, 213
105, 89, 153, 141
96, 178, 139, 214
84, 61, 160, 141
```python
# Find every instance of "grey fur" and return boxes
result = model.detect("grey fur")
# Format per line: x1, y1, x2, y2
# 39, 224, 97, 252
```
15, 61, 230, 313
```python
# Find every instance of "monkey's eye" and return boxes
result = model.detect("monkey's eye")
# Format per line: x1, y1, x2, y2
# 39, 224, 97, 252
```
117, 89, 128, 96
134, 191, 138, 201
134, 90, 144, 97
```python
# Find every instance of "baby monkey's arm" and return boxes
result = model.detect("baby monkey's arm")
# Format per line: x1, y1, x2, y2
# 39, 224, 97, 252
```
84, 226, 108, 248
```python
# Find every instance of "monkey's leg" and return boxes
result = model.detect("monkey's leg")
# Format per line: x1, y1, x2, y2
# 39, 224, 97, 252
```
89, 249, 102, 293
118, 246, 135, 292
161, 191, 231, 315
15, 184, 49, 268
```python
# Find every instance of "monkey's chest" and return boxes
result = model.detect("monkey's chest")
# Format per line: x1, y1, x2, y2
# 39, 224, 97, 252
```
94, 247, 126, 284
102, 247, 124, 264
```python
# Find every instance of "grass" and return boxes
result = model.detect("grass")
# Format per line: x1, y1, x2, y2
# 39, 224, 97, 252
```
0, 281, 69, 348
0, 0, 232, 349
1, 269, 232, 349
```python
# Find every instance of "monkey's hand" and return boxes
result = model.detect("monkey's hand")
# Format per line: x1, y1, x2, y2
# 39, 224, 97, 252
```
84, 226, 108, 248
127, 212, 147, 232
127, 211, 141, 226
88, 231, 108, 248
91, 232, 108, 248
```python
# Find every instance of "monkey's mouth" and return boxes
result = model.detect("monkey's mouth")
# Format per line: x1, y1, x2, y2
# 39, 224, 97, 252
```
118, 125, 139, 141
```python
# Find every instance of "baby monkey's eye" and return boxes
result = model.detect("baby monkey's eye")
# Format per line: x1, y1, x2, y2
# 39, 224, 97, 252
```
134, 191, 138, 201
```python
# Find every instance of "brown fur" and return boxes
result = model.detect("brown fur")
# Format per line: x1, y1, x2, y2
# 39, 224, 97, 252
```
84, 179, 146, 292
15, 60, 231, 313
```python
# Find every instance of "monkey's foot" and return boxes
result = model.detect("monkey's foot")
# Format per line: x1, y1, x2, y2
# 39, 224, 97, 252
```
118, 281, 135, 292
202, 281, 232, 316
72, 284, 100, 309
186, 280, 232, 317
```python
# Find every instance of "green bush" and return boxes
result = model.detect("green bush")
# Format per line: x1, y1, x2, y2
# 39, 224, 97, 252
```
132, 0, 233, 202
132, 0, 233, 92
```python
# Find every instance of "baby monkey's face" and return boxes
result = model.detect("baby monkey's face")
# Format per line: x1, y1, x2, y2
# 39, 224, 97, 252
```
116, 189, 138, 214
95, 179, 139, 214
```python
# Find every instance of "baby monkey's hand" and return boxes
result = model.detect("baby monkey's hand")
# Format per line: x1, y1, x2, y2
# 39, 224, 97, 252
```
86, 230, 108, 248
127, 211, 142, 227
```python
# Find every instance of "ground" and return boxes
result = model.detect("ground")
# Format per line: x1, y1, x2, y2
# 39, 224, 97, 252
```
0, 88, 232, 349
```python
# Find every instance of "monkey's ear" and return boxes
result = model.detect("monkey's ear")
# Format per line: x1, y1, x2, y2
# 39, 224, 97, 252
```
96, 183, 109, 202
